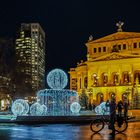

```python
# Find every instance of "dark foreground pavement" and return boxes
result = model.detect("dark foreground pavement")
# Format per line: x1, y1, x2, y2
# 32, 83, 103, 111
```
0, 122, 140, 140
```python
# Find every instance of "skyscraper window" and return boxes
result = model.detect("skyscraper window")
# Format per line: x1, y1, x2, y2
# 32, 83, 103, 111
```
15, 23, 45, 93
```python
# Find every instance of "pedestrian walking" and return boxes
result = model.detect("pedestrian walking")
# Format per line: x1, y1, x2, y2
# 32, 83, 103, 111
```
105, 100, 110, 114
123, 99, 128, 119
117, 100, 123, 116
109, 97, 116, 136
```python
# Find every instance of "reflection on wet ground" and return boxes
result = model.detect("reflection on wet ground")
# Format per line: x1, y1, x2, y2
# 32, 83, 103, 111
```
90, 132, 127, 140
0, 122, 139, 140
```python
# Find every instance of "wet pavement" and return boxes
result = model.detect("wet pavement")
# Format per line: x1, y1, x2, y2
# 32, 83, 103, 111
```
0, 122, 140, 140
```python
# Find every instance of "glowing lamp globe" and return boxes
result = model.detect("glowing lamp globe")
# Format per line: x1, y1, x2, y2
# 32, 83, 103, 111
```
95, 105, 103, 115
11, 99, 29, 116
95, 102, 110, 115
70, 102, 81, 114
30, 102, 44, 116
12, 103, 24, 116
47, 69, 68, 89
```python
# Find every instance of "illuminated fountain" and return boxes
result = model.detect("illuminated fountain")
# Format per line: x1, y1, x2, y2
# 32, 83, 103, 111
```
11, 69, 81, 116
37, 69, 80, 116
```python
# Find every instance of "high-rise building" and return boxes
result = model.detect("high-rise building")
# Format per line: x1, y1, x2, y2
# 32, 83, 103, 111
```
15, 23, 45, 94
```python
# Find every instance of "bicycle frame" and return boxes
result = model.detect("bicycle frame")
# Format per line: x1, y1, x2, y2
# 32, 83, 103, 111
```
90, 114, 134, 133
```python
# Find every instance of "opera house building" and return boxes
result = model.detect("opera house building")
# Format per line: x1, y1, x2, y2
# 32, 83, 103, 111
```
69, 23, 140, 108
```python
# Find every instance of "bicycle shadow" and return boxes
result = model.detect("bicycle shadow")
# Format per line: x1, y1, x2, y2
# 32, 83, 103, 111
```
90, 132, 103, 140
90, 132, 127, 140
115, 132, 127, 140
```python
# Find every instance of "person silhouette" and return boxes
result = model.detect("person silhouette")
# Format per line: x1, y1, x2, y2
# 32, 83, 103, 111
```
109, 97, 116, 136
117, 100, 123, 116
123, 99, 128, 119
105, 100, 110, 114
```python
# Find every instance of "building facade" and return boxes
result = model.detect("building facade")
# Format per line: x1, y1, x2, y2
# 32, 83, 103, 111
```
69, 24, 140, 108
15, 23, 45, 94
0, 38, 15, 110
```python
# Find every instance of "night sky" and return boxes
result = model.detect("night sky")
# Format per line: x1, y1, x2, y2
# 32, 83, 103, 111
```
0, 0, 140, 73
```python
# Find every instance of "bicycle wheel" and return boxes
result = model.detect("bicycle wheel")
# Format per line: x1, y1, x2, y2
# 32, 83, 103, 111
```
114, 120, 128, 133
90, 119, 104, 133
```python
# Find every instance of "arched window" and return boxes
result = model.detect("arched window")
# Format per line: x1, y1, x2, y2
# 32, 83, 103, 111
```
84, 77, 88, 88
123, 72, 129, 85
79, 78, 81, 89
112, 72, 119, 85
110, 92, 116, 99
71, 78, 77, 90
102, 73, 108, 86
96, 93, 104, 104
122, 92, 129, 101
134, 71, 140, 85
91, 73, 99, 86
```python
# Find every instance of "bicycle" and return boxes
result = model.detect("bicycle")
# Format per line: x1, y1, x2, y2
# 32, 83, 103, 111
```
90, 114, 134, 133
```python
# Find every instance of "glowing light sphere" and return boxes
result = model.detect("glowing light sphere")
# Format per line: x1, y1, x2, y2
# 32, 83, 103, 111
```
70, 102, 81, 114
12, 103, 24, 116
95, 102, 110, 115
47, 69, 68, 89
100, 102, 106, 111
11, 99, 29, 116
95, 105, 103, 115
30, 102, 44, 116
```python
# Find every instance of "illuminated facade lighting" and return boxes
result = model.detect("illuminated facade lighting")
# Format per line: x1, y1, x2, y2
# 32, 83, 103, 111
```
69, 22, 140, 108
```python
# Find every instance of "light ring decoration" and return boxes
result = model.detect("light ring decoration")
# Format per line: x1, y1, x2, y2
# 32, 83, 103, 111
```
47, 69, 68, 89
70, 102, 81, 114
30, 102, 44, 116
95, 102, 110, 115
11, 99, 29, 116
